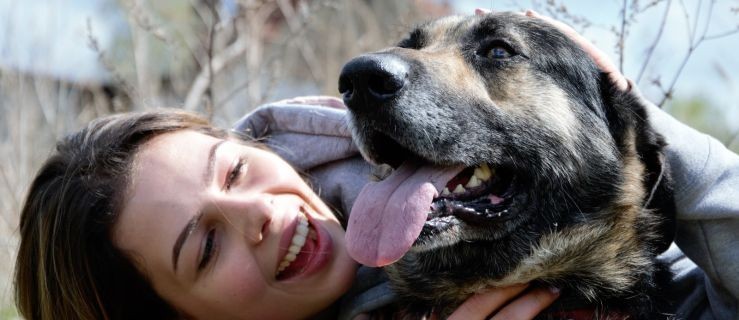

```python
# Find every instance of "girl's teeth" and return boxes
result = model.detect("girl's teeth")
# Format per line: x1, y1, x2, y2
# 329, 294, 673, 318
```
284, 252, 296, 262
277, 211, 312, 275
296, 221, 309, 236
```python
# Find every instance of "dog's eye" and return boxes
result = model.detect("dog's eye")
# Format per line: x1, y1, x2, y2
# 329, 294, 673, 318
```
488, 47, 512, 59
479, 41, 516, 60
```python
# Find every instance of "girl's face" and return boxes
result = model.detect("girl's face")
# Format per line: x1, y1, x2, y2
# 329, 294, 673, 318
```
113, 130, 358, 319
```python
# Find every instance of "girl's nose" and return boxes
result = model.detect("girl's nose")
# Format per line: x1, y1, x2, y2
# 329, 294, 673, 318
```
219, 195, 273, 245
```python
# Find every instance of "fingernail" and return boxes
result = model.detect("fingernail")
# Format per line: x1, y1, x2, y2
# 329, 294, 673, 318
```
549, 286, 561, 295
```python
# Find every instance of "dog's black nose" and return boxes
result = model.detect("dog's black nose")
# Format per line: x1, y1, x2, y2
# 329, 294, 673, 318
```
338, 54, 408, 110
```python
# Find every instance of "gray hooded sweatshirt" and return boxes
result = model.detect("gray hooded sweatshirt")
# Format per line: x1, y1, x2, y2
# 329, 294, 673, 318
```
233, 91, 738, 319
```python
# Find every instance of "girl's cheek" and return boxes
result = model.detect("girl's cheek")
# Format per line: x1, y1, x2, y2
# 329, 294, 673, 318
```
211, 251, 267, 303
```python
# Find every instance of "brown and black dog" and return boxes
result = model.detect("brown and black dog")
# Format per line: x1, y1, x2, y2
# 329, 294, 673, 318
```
340, 12, 676, 319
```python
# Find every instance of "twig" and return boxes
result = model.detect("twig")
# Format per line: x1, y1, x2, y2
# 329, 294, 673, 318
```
204, 0, 219, 119
678, 0, 694, 40
657, 0, 719, 107
618, 0, 628, 72
183, 36, 249, 111
120, 0, 200, 73
0, 166, 17, 216
704, 27, 739, 41
121, 0, 170, 43
635, 0, 665, 13
636, 0, 672, 84
691, 0, 705, 44
86, 19, 139, 106
276, 0, 323, 83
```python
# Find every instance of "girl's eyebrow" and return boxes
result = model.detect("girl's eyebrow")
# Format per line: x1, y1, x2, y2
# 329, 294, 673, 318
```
172, 211, 204, 273
172, 139, 226, 273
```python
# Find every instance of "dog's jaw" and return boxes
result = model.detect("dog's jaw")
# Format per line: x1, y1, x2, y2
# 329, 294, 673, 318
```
413, 164, 520, 251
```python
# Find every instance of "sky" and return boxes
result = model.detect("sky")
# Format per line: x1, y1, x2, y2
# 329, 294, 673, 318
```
0, 0, 126, 84
1, 0, 737, 125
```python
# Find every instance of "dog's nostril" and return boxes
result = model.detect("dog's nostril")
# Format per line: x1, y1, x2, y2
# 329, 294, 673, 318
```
338, 76, 354, 98
368, 74, 404, 97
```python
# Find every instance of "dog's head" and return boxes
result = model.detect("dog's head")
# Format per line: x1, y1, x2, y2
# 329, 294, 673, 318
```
340, 13, 675, 307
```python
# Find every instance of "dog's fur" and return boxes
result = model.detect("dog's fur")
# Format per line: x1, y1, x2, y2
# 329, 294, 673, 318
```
339, 13, 676, 319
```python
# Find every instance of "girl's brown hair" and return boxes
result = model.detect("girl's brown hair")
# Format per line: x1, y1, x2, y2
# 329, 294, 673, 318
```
15, 110, 228, 319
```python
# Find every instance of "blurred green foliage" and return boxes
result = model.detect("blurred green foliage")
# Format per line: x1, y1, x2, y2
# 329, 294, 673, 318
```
665, 97, 739, 153
0, 304, 19, 320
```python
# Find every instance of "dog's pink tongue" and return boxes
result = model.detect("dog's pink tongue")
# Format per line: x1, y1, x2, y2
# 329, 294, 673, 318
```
346, 162, 461, 267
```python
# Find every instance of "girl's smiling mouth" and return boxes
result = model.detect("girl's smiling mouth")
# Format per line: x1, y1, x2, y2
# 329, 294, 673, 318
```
276, 207, 333, 281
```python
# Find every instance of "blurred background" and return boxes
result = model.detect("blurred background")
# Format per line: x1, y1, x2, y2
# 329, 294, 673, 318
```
0, 0, 737, 317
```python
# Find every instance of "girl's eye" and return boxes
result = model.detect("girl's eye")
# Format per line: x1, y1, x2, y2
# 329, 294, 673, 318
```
225, 158, 246, 190
198, 228, 217, 271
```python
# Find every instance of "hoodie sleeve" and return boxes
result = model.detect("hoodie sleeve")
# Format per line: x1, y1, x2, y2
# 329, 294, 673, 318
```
639, 88, 739, 319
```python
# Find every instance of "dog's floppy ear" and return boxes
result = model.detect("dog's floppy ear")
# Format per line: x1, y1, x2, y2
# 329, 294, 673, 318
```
599, 74, 677, 254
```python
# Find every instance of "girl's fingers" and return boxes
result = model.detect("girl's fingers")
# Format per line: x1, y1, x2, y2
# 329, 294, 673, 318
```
475, 8, 491, 15
447, 284, 529, 320
490, 287, 561, 320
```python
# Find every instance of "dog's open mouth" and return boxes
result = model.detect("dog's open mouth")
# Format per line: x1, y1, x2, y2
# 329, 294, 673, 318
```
429, 164, 514, 222
345, 154, 518, 267
420, 164, 515, 242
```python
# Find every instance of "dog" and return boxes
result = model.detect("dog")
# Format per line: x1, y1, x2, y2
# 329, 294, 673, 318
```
339, 12, 676, 319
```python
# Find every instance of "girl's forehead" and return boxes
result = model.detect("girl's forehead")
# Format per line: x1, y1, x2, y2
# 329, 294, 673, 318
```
116, 131, 217, 254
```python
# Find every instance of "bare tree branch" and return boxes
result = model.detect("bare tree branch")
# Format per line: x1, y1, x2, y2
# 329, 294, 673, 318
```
0, 166, 17, 216
657, 0, 718, 107
636, 0, 672, 84
86, 19, 139, 106
704, 27, 739, 41
619, 0, 628, 72
276, 0, 323, 83
678, 0, 694, 39
204, 0, 219, 118
120, 0, 202, 76
183, 36, 249, 111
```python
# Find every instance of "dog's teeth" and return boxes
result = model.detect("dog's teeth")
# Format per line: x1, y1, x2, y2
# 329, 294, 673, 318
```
466, 175, 481, 188
453, 184, 466, 194
474, 164, 493, 181
441, 187, 451, 196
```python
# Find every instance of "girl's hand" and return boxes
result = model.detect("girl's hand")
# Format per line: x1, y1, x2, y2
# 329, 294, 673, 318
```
447, 284, 560, 320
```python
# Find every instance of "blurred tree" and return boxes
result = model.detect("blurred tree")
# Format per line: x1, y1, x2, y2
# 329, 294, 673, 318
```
666, 97, 739, 153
